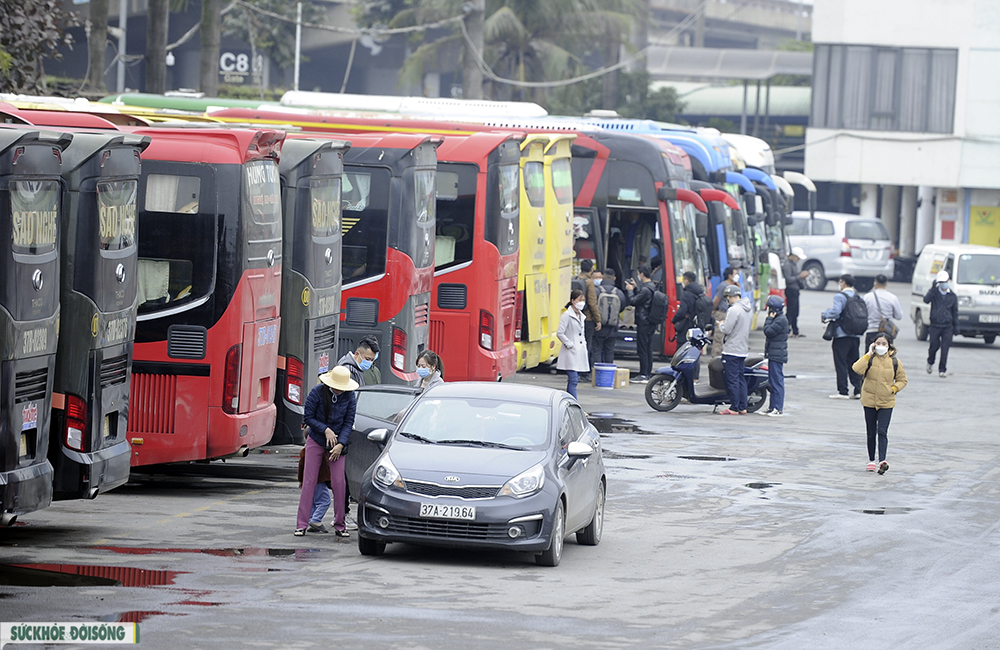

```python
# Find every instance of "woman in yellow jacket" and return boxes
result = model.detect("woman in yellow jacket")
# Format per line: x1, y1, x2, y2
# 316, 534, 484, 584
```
851, 333, 908, 475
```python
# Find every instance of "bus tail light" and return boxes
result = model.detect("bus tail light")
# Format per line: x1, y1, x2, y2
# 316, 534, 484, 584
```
285, 356, 304, 405
840, 238, 852, 257
480, 310, 495, 350
223, 344, 242, 414
65, 394, 87, 452
514, 291, 524, 341
391, 327, 407, 372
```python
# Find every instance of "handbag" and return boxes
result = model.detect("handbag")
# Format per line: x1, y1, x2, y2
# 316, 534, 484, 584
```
823, 320, 837, 341
872, 290, 900, 339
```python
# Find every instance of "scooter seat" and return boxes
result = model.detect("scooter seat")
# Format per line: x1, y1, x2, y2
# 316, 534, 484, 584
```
744, 355, 764, 367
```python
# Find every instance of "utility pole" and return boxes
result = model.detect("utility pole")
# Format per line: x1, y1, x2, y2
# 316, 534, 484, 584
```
200, 0, 221, 96
146, 0, 169, 93
87, 0, 109, 92
462, 0, 484, 100
116, 0, 127, 92
293, 2, 302, 92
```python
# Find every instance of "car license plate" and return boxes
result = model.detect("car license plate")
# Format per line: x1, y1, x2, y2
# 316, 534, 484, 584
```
419, 503, 476, 520
979, 314, 1000, 323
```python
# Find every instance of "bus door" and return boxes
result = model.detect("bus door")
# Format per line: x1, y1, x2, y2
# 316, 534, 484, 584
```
544, 136, 576, 364
51, 132, 149, 500
273, 138, 348, 445
0, 128, 69, 523
516, 136, 550, 371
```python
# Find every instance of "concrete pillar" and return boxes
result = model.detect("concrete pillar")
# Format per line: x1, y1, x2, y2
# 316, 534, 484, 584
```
880, 185, 900, 247
899, 186, 918, 258
915, 186, 936, 254
860, 184, 879, 218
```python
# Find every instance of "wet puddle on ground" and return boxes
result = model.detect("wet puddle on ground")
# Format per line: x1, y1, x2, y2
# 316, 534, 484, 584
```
746, 482, 780, 490
678, 455, 739, 462
92, 546, 323, 559
858, 507, 919, 515
0, 563, 183, 587
587, 414, 658, 435
602, 451, 653, 460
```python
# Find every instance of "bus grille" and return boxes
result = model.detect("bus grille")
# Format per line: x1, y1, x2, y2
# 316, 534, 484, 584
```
14, 368, 48, 403
99, 354, 129, 388
437, 283, 467, 310
414, 302, 429, 327
128, 374, 176, 434
429, 320, 445, 354
314, 323, 337, 353
405, 480, 500, 499
501, 286, 517, 311
344, 298, 378, 327
167, 325, 207, 359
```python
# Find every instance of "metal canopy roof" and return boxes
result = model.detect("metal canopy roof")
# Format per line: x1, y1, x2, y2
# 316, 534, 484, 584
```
647, 46, 813, 81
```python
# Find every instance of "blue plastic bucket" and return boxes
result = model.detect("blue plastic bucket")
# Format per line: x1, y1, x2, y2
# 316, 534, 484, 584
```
594, 363, 616, 389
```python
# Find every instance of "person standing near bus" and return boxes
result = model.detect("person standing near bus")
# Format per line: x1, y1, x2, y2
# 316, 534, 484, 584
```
557, 289, 590, 399
338, 336, 380, 387
923, 270, 959, 377
297, 366, 358, 538
414, 349, 445, 393
717, 284, 752, 415
783, 248, 809, 337
625, 264, 656, 383
572, 259, 601, 381
594, 268, 629, 364
711, 266, 741, 357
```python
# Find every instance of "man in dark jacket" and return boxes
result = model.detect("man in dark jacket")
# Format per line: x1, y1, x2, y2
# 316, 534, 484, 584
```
783, 248, 809, 337
594, 268, 629, 364
672, 271, 707, 342
337, 335, 379, 387
625, 264, 656, 382
924, 270, 959, 377
763, 295, 789, 416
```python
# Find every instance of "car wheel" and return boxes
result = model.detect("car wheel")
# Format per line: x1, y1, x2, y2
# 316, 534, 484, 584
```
358, 535, 386, 557
645, 375, 683, 412
536, 501, 565, 567
802, 262, 826, 291
576, 481, 605, 547
915, 314, 928, 341
985, 335, 996, 345
746, 387, 768, 413
854, 277, 874, 292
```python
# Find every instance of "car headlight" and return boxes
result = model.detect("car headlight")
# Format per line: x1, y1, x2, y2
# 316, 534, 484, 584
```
499, 463, 545, 498
372, 456, 405, 490
957, 295, 974, 307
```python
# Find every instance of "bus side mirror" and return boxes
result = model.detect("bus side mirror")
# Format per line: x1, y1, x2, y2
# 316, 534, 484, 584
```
744, 196, 756, 216
657, 186, 677, 201
736, 234, 745, 247
695, 212, 708, 238
747, 215, 757, 227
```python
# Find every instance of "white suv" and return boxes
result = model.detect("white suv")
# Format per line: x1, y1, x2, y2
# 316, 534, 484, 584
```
787, 211, 895, 291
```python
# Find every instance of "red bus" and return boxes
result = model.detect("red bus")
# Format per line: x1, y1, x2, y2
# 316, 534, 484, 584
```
125, 126, 286, 466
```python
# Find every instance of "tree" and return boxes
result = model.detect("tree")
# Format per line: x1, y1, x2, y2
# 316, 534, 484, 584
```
0, 0, 79, 94
221, 0, 326, 73
146, 0, 169, 94
200, 0, 221, 95
548, 69, 684, 122
86, 0, 109, 92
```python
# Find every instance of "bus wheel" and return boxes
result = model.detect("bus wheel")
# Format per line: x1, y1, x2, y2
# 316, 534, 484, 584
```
985, 335, 996, 345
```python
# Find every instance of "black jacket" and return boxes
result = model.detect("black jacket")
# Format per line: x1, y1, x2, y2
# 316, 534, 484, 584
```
672, 281, 705, 329
763, 312, 789, 364
923, 286, 959, 329
781, 259, 801, 292
628, 280, 655, 326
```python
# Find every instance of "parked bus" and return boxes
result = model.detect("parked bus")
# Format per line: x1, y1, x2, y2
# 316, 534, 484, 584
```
1, 128, 70, 523
272, 138, 350, 445
50, 131, 149, 499
125, 126, 286, 466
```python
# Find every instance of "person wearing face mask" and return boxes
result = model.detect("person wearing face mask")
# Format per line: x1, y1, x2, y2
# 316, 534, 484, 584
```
710, 266, 741, 359
297, 366, 359, 537
852, 333, 908, 474
413, 349, 445, 393
923, 270, 959, 377
338, 336, 380, 387
762, 295, 789, 417
556, 289, 590, 399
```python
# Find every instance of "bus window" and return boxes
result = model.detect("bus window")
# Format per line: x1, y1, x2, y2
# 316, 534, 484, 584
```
98, 180, 138, 251
523, 161, 545, 208
310, 177, 341, 240
341, 168, 389, 284
551, 158, 573, 204
434, 166, 475, 270
138, 173, 216, 314
485, 162, 519, 257
669, 200, 701, 283
10, 180, 59, 255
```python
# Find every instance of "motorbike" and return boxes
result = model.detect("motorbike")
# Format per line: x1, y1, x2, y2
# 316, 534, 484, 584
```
645, 328, 770, 413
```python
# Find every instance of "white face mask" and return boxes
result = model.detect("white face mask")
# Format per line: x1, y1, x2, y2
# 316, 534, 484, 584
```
875, 345, 889, 356
574, 300, 586, 311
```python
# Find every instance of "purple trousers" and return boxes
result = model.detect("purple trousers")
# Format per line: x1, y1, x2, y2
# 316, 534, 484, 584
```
297, 436, 347, 531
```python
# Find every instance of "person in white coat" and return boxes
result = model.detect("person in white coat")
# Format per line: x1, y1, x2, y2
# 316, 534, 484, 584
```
557, 289, 590, 399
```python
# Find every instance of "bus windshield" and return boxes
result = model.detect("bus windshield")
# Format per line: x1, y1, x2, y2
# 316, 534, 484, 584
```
486, 162, 519, 257
413, 168, 436, 269
341, 167, 389, 284
98, 180, 138, 251
243, 160, 282, 244
551, 158, 573, 204
310, 177, 342, 241
668, 200, 703, 285
523, 161, 545, 208
10, 180, 59, 256
720, 204, 745, 263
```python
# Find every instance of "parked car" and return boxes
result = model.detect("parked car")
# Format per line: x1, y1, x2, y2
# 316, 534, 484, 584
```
910, 243, 1000, 345
356, 382, 606, 567
787, 211, 895, 291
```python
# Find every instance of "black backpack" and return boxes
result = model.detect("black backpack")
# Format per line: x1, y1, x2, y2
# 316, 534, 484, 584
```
838, 291, 869, 336
692, 293, 714, 330
571, 277, 586, 295
597, 286, 622, 328
648, 288, 670, 325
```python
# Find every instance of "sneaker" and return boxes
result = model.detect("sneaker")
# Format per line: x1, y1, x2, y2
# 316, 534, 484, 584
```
877, 461, 889, 475
345, 514, 359, 531
768, 410, 783, 417
293, 528, 306, 537
851, 393, 861, 400
926, 364, 933, 374
333, 529, 351, 538
633, 375, 649, 384
866, 461, 877, 472
307, 521, 329, 534
939, 372, 947, 378
828, 394, 851, 400
758, 408, 774, 416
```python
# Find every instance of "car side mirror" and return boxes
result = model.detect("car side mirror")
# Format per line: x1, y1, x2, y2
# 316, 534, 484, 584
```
695, 212, 708, 238
367, 428, 389, 444
567, 441, 594, 458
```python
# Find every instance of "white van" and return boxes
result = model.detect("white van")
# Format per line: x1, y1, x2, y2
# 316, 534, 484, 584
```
911, 244, 1000, 345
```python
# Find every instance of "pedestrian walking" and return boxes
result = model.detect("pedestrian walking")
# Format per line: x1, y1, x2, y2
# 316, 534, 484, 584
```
762, 295, 789, 417
625, 264, 656, 382
297, 446, 332, 533
594, 268, 628, 364
556, 289, 590, 399
572, 259, 601, 381
822, 274, 866, 399
924, 270, 959, 377
296, 366, 359, 538
717, 283, 752, 415
851, 333, 908, 474
863, 274, 903, 348
711, 266, 741, 357
783, 248, 809, 337
414, 349, 445, 392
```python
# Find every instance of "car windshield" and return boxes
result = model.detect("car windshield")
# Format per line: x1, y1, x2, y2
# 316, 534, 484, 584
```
399, 398, 549, 447
846, 220, 889, 240
957, 254, 1000, 285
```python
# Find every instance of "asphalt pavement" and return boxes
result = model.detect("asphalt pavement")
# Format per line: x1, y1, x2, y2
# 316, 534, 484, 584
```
2, 282, 999, 649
